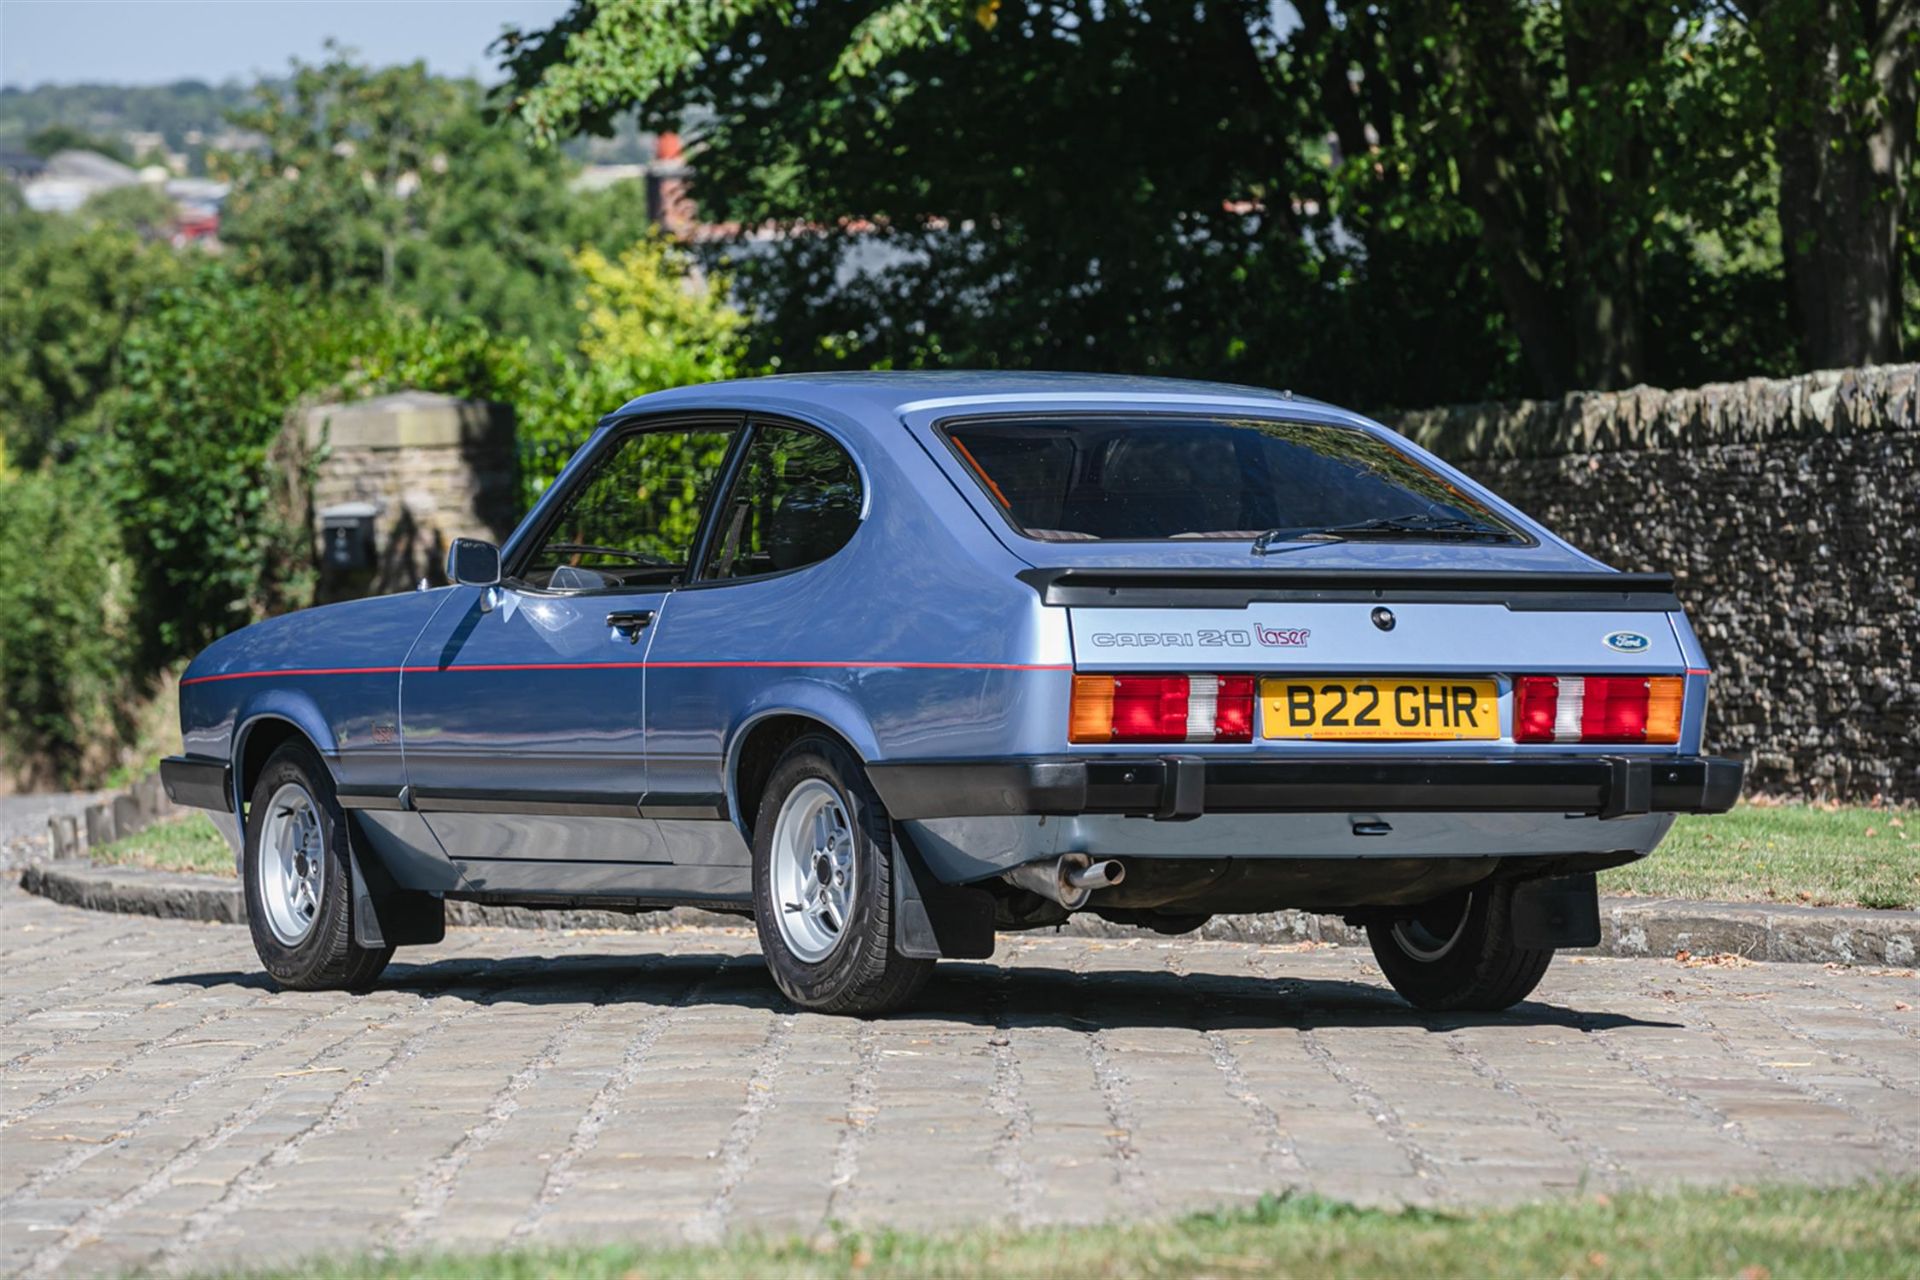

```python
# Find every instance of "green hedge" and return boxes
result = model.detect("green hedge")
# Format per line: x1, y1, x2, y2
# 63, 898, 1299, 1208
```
0, 241, 740, 786
98, 266, 529, 663
0, 465, 139, 787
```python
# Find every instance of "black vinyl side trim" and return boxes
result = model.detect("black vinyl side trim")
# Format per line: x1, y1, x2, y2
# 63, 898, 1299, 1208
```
376, 788, 731, 821
637, 792, 731, 821
410, 789, 643, 819
454, 855, 674, 866
1016, 567, 1683, 612
867, 754, 1746, 821
336, 784, 408, 812
160, 755, 232, 811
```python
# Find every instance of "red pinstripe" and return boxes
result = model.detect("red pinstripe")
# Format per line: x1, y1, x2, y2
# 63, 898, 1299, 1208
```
181, 660, 1073, 685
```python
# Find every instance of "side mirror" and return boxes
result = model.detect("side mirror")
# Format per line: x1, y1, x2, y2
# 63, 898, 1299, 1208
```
445, 537, 501, 587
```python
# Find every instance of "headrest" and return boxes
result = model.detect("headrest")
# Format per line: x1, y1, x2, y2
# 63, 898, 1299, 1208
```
767, 484, 860, 571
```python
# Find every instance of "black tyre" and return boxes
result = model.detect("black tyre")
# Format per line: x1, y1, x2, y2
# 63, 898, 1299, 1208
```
750, 735, 932, 1014
243, 740, 393, 992
1365, 882, 1552, 1012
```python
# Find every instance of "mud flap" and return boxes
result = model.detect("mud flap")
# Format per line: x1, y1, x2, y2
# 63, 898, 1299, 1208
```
891, 825, 996, 960
347, 820, 446, 949
1510, 872, 1601, 949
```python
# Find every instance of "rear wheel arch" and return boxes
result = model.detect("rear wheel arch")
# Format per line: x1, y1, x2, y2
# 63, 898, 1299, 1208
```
730, 713, 865, 840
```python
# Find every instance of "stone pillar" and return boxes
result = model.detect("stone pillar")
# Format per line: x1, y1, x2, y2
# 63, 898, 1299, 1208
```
302, 391, 518, 599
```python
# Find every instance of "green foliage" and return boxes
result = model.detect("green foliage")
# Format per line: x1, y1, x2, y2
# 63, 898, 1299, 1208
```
529, 426, 735, 577
0, 80, 257, 166
494, 1, 783, 145
0, 202, 181, 468
1611, 802, 1917, 910
570, 239, 745, 394
80, 183, 179, 237
23, 123, 133, 161
101, 270, 335, 658
0, 54, 749, 787
88, 813, 234, 876
499, 0, 1903, 404
221, 48, 655, 350
0, 465, 140, 787
97, 265, 531, 662
516, 237, 750, 496
226, 1181, 1920, 1280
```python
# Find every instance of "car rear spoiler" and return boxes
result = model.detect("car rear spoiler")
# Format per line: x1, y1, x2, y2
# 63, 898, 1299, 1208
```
1015, 567, 1683, 611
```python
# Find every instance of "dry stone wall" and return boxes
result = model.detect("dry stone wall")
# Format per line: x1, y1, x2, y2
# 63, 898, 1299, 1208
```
303, 391, 518, 597
1384, 364, 1918, 802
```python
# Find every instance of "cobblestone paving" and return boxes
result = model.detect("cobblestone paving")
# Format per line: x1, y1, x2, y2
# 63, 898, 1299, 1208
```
2, 887, 1915, 1278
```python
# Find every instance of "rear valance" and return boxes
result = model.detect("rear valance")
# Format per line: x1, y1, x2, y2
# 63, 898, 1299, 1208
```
1016, 567, 1682, 612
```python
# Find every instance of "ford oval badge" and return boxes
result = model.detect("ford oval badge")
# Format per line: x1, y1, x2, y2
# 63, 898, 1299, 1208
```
1604, 630, 1651, 654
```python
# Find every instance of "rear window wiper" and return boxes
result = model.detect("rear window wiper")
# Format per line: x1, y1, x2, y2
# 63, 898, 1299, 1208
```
1250, 529, 1346, 556
1252, 513, 1516, 554
1308, 513, 1518, 541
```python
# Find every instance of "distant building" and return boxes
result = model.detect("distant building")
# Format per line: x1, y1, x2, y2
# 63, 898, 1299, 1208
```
165, 176, 229, 245
571, 163, 649, 193
20, 148, 140, 212
569, 133, 697, 238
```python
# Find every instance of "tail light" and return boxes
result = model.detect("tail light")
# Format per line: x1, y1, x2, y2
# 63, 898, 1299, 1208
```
1070, 673, 1255, 743
1514, 675, 1685, 744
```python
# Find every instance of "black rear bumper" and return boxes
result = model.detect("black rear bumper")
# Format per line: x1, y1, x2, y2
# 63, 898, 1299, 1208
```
160, 754, 232, 811
867, 754, 1745, 822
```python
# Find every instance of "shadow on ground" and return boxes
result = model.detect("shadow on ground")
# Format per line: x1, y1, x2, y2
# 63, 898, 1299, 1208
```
155, 948, 1676, 1033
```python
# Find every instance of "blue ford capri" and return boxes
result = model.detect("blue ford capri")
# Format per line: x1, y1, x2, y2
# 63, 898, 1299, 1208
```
162, 373, 1743, 1013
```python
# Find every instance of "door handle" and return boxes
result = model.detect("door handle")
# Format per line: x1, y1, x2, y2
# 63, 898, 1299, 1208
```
606, 610, 655, 644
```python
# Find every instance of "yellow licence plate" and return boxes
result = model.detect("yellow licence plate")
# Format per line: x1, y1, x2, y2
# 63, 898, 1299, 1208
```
1261, 678, 1500, 741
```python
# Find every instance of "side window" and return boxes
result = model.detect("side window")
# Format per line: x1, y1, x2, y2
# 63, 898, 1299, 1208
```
703, 424, 862, 580
517, 427, 735, 592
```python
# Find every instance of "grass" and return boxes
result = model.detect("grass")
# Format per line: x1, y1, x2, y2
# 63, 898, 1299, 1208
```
88, 812, 234, 876
88, 802, 1914, 908
1608, 801, 1917, 910
209, 1181, 1920, 1279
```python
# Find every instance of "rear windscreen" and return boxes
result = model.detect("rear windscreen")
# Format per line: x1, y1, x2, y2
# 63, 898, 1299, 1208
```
942, 415, 1521, 543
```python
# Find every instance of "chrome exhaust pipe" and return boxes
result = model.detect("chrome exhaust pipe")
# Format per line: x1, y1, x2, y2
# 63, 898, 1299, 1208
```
1065, 859, 1125, 891
1003, 855, 1125, 911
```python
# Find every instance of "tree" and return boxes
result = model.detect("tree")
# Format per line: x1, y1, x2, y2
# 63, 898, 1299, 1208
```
24, 123, 133, 162
517, 235, 750, 495
1735, 0, 1915, 367
220, 48, 656, 348
498, 2, 1491, 403
495, 0, 1817, 403
0, 204, 180, 468
81, 183, 179, 237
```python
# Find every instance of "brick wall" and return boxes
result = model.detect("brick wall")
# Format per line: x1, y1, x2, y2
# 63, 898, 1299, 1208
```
1384, 364, 1919, 802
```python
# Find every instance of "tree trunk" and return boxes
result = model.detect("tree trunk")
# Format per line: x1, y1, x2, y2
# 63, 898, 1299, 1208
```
1559, 0, 1656, 390
1441, 7, 1580, 395
1757, 0, 1916, 366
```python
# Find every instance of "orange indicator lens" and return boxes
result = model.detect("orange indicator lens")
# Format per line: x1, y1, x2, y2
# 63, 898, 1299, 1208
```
1644, 676, 1684, 744
1069, 675, 1116, 743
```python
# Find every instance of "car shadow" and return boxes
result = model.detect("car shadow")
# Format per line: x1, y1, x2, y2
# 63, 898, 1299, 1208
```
156, 948, 1676, 1033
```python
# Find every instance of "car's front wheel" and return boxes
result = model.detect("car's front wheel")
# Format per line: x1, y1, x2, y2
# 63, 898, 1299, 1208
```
751, 735, 932, 1014
1365, 882, 1552, 1011
243, 740, 393, 992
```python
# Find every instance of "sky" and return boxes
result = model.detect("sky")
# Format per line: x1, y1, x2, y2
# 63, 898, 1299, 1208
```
0, 0, 572, 89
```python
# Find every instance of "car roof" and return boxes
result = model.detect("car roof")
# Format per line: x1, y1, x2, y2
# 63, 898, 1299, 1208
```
610, 371, 1344, 423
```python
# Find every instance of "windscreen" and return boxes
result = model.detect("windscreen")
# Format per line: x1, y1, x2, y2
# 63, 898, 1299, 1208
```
942, 415, 1521, 543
